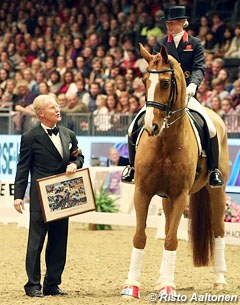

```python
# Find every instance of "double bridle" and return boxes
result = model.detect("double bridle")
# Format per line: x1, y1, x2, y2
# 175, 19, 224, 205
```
146, 61, 186, 129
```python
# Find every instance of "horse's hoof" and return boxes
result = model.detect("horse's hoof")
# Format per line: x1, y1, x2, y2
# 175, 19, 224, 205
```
159, 285, 176, 297
214, 282, 227, 291
121, 285, 140, 299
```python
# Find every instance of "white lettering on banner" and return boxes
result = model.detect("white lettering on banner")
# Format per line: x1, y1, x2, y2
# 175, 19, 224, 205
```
0, 141, 19, 176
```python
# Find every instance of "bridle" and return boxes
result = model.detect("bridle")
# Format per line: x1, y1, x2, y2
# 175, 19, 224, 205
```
146, 61, 186, 129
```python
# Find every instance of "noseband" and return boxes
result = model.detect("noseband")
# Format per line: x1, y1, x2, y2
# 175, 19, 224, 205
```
146, 61, 186, 128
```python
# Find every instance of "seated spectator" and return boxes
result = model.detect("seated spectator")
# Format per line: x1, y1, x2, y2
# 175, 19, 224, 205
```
197, 79, 212, 107
221, 97, 239, 133
217, 27, 234, 57
89, 57, 104, 86
2, 79, 18, 105
217, 68, 233, 93
106, 94, 121, 114
59, 70, 75, 94
31, 59, 42, 77
132, 76, 146, 106
115, 75, 127, 96
23, 68, 37, 92
41, 57, 56, 80
74, 79, 90, 107
56, 55, 67, 76
103, 54, 115, 80
106, 147, 129, 166
210, 96, 225, 117
206, 57, 225, 89
88, 82, 101, 112
47, 70, 63, 95
206, 78, 230, 105
0, 68, 10, 90
31, 71, 45, 95
230, 79, 240, 112
120, 48, 141, 77
93, 94, 112, 131
12, 80, 37, 133
203, 30, 219, 55
62, 93, 88, 113
118, 91, 130, 114
104, 79, 116, 96
211, 13, 226, 46
129, 95, 142, 114
224, 24, 240, 58
57, 93, 68, 109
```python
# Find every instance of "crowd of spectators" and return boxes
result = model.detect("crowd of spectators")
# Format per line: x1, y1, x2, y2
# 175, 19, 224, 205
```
0, 0, 239, 134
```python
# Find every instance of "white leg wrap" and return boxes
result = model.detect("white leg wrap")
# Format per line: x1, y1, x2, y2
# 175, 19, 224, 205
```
159, 249, 176, 284
214, 237, 227, 284
187, 97, 216, 138
127, 247, 144, 283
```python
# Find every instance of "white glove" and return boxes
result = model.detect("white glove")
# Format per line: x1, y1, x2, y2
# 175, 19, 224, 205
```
186, 83, 197, 97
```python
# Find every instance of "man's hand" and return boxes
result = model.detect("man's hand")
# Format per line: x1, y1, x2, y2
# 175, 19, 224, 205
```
66, 163, 77, 175
186, 83, 197, 97
14, 199, 25, 214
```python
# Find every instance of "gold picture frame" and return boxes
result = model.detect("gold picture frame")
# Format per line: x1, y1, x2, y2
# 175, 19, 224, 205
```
37, 168, 96, 223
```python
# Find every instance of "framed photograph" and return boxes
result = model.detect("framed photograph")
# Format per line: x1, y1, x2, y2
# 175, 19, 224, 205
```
37, 168, 96, 223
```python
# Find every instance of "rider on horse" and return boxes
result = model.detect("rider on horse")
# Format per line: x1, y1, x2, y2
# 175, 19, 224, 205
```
121, 6, 224, 188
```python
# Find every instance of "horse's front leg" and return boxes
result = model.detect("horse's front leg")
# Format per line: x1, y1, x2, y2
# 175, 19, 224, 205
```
156, 194, 187, 297
208, 188, 227, 290
121, 188, 152, 299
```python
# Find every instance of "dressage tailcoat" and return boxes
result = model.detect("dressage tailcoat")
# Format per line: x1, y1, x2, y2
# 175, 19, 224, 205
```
152, 31, 204, 87
14, 123, 84, 291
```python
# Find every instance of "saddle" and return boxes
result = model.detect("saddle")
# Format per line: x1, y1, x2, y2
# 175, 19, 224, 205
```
186, 109, 210, 154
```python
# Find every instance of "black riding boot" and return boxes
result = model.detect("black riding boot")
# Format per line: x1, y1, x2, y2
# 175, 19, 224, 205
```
207, 135, 224, 188
121, 136, 136, 184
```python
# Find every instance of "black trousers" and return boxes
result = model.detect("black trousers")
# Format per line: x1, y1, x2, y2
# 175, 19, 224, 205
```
24, 212, 69, 293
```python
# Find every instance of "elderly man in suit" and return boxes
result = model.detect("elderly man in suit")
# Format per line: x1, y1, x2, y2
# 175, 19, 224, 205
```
14, 94, 84, 297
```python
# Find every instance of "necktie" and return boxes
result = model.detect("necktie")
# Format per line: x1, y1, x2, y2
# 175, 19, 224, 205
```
47, 126, 59, 136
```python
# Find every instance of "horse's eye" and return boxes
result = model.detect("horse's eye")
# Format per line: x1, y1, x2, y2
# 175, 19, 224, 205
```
160, 79, 170, 89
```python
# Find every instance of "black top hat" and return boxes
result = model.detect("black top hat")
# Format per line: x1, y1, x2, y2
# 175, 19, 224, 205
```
161, 6, 189, 21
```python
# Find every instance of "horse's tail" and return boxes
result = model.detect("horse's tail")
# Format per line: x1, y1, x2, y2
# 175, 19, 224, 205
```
189, 187, 214, 267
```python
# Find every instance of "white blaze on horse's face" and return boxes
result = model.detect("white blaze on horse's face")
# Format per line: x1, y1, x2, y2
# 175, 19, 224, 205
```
144, 71, 159, 135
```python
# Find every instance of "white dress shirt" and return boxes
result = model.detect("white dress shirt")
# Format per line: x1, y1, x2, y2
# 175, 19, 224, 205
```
41, 123, 63, 157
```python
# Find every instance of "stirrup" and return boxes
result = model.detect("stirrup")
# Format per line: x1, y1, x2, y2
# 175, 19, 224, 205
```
121, 166, 135, 184
208, 169, 224, 188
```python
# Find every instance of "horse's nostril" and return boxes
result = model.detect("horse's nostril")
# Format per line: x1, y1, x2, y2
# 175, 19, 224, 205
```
152, 124, 159, 136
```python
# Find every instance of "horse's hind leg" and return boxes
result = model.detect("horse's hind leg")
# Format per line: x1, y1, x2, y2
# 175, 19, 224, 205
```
208, 188, 227, 289
121, 189, 151, 299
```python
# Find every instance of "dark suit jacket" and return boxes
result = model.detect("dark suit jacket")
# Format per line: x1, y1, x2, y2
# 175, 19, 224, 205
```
14, 123, 84, 212
152, 31, 204, 86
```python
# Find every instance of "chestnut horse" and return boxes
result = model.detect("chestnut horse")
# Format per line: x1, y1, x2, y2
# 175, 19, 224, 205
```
121, 44, 229, 299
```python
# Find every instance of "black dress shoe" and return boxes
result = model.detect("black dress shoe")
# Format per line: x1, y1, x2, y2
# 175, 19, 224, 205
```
43, 286, 67, 296
209, 169, 224, 188
121, 166, 135, 184
26, 289, 43, 297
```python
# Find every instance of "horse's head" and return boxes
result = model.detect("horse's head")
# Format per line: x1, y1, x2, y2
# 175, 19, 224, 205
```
140, 43, 186, 137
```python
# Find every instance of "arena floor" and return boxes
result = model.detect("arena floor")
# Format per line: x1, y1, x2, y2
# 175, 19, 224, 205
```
1, 223, 239, 305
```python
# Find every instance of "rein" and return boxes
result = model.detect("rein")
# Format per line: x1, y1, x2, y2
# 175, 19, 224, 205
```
146, 62, 186, 129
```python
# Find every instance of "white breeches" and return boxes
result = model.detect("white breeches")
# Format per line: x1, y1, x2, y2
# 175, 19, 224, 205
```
128, 97, 216, 138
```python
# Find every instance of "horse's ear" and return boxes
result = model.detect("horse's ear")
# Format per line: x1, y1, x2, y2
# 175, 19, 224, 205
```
160, 45, 169, 64
139, 43, 151, 63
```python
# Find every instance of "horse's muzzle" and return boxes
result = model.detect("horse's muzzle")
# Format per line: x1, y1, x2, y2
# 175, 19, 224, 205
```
144, 123, 160, 137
